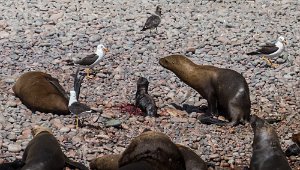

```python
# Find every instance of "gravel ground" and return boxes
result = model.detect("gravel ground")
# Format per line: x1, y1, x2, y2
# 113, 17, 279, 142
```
0, 0, 299, 169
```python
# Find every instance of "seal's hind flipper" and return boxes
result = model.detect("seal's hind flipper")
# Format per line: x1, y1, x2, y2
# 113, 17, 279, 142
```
199, 115, 228, 126
64, 155, 89, 170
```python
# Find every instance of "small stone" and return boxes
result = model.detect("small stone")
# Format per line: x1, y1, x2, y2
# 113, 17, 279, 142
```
89, 35, 101, 42
60, 127, 70, 133
8, 144, 22, 152
105, 119, 122, 127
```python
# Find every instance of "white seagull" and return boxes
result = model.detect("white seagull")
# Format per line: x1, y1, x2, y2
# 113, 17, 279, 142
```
74, 44, 109, 78
247, 36, 287, 67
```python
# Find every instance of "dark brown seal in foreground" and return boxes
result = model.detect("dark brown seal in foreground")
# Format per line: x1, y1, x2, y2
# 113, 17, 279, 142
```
135, 77, 158, 117
12, 71, 69, 115
285, 133, 300, 156
89, 154, 120, 170
250, 115, 292, 170
159, 54, 251, 126
176, 144, 208, 170
21, 126, 88, 170
118, 131, 186, 170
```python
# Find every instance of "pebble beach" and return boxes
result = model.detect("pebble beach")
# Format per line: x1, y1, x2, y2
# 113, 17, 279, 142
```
0, 0, 299, 169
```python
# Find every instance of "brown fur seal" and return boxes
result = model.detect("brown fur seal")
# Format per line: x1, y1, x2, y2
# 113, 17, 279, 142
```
176, 144, 208, 170
159, 54, 251, 126
12, 71, 69, 115
285, 133, 300, 156
135, 77, 158, 117
21, 126, 88, 170
89, 154, 120, 170
0, 159, 24, 170
118, 131, 186, 170
249, 115, 292, 170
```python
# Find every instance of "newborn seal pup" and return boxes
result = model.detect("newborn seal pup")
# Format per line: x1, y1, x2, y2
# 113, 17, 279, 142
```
285, 133, 300, 156
118, 131, 186, 170
89, 154, 121, 170
176, 144, 208, 170
249, 115, 292, 170
135, 77, 158, 117
159, 54, 251, 126
12, 71, 69, 115
20, 126, 88, 170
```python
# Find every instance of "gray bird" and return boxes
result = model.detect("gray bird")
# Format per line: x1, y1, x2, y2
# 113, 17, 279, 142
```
141, 5, 162, 33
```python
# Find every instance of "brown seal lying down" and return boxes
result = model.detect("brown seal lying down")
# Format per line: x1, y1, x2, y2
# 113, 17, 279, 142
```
118, 130, 186, 170
20, 126, 88, 170
12, 71, 69, 115
89, 154, 121, 170
135, 77, 158, 117
89, 140, 208, 170
159, 54, 251, 126
249, 115, 292, 170
285, 133, 300, 156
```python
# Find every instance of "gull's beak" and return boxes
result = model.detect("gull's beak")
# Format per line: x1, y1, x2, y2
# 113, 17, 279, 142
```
103, 48, 109, 54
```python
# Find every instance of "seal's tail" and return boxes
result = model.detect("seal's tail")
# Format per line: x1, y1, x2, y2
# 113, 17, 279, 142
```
64, 155, 89, 170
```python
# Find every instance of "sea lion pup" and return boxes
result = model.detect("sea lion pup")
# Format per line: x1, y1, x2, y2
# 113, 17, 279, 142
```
21, 126, 88, 170
159, 54, 251, 126
135, 77, 158, 117
12, 71, 69, 115
89, 154, 121, 170
0, 159, 24, 170
118, 131, 186, 170
249, 115, 292, 170
285, 133, 300, 156
176, 144, 208, 170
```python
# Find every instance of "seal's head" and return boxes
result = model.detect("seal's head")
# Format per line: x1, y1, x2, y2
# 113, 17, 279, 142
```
159, 54, 194, 72
32, 126, 52, 137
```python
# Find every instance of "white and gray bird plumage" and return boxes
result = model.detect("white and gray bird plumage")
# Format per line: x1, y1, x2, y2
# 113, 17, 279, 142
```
247, 36, 287, 58
141, 5, 162, 32
68, 68, 93, 116
74, 44, 109, 69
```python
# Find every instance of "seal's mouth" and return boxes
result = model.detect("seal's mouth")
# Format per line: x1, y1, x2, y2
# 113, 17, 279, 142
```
159, 58, 169, 68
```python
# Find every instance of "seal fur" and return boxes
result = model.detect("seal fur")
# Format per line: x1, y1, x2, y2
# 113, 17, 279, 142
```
118, 131, 186, 170
89, 154, 121, 170
20, 126, 88, 170
12, 71, 69, 115
159, 54, 251, 126
249, 115, 292, 170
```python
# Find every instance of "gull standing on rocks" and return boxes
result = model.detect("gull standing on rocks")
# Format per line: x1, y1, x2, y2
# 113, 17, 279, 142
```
74, 44, 109, 78
247, 36, 287, 68
141, 5, 162, 34
68, 68, 94, 128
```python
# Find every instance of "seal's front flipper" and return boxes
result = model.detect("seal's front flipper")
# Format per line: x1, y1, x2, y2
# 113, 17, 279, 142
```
64, 155, 89, 170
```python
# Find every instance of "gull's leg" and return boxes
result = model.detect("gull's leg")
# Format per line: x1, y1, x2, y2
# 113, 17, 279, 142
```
261, 56, 278, 68
76, 114, 79, 129
84, 68, 93, 79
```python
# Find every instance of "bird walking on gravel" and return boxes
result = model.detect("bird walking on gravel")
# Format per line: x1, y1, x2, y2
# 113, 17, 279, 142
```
246, 36, 287, 68
68, 68, 94, 128
141, 5, 162, 34
73, 44, 109, 79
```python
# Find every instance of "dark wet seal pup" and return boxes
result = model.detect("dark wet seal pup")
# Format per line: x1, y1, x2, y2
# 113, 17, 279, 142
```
89, 154, 121, 170
176, 144, 208, 170
285, 133, 300, 156
21, 126, 88, 170
12, 71, 69, 115
118, 131, 186, 170
0, 159, 24, 170
249, 115, 292, 170
159, 54, 251, 126
135, 77, 158, 117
